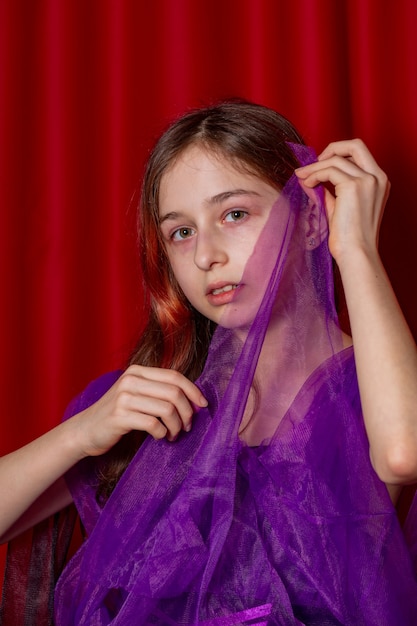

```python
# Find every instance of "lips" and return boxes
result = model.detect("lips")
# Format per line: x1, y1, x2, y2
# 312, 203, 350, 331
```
206, 282, 241, 306
211, 284, 238, 296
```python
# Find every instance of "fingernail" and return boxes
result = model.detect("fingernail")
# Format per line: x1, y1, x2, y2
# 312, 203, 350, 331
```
192, 399, 208, 412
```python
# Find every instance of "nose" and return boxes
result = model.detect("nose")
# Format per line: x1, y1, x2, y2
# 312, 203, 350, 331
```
193, 231, 228, 271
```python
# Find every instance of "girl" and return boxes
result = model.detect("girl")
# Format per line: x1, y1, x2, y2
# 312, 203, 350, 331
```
1, 100, 417, 624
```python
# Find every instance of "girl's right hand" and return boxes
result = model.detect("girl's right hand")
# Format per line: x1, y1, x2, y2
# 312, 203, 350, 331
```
72, 365, 208, 458
1, 365, 207, 542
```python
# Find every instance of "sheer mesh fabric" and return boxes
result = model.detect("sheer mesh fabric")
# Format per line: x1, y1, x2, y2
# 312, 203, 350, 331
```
55, 146, 417, 624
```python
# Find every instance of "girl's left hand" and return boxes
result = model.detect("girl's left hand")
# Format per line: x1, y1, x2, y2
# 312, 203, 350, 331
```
295, 139, 390, 264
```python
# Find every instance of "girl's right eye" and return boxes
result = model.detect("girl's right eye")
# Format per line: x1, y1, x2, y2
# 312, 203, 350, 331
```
171, 227, 195, 241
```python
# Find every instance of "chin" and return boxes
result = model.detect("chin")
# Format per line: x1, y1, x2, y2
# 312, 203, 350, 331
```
216, 305, 259, 331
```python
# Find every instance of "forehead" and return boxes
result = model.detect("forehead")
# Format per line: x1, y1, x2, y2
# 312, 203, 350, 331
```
159, 145, 268, 213
163, 145, 250, 182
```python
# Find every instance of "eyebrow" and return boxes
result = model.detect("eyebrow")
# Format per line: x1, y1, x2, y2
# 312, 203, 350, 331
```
207, 188, 260, 204
159, 189, 260, 224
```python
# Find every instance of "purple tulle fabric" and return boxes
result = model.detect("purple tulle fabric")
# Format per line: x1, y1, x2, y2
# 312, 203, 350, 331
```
54, 145, 417, 625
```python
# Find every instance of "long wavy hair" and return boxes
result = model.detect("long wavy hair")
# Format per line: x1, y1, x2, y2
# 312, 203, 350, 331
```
96, 100, 305, 502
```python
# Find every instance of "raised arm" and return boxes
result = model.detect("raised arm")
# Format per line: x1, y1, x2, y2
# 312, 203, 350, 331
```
295, 140, 417, 486
0, 365, 207, 543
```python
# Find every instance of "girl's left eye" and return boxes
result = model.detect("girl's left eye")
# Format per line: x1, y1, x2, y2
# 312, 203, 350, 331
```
224, 210, 248, 223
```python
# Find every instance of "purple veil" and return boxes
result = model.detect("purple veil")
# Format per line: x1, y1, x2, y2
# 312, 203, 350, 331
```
51, 145, 417, 624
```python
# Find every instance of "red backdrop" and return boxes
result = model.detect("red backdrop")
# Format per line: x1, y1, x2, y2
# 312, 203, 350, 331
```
1, 0, 417, 579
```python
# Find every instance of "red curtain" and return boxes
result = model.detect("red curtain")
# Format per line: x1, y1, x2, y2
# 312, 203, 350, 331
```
1, 0, 417, 578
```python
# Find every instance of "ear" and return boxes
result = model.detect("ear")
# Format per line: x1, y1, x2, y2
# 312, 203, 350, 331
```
300, 184, 328, 250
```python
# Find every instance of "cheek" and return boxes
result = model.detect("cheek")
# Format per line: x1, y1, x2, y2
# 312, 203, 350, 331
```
168, 256, 195, 295
165, 249, 182, 278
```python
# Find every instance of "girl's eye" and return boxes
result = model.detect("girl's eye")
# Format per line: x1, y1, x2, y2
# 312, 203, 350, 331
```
171, 227, 195, 241
224, 210, 248, 223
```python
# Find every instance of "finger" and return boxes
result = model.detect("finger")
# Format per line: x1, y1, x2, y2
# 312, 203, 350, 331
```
111, 395, 184, 442
128, 365, 207, 408
296, 155, 367, 182
317, 139, 385, 180
116, 388, 193, 439
119, 368, 203, 433
295, 149, 385, 197
117, 378, 193, 434
318, 139, 371, 161
130, 413, 169, 440
120, 412, 169, 441
323, 187, 336, 218
125, 394, 186, 440
294, 166, 362, 187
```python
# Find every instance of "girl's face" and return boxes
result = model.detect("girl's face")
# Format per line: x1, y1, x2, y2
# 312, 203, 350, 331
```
159, 145, 280, 329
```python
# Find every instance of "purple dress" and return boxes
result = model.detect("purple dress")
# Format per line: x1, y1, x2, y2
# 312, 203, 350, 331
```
55, 353, 417, 625
53, 146, 417, 624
